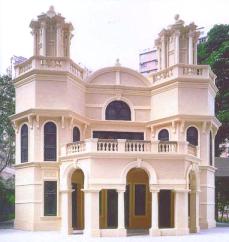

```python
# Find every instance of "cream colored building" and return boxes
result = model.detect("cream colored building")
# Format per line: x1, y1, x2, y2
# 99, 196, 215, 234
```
12, 7, 220, 237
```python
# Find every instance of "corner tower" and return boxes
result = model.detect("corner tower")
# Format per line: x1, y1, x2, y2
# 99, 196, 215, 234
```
30, 6, 73, 57
155, 14, 200, 70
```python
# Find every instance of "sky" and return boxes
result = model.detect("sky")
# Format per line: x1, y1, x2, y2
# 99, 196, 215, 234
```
0, 0, 229, 74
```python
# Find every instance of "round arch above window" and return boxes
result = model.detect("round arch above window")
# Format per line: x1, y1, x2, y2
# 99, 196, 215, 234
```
73, 127, 80, 142
158, 129, 169, 141
186, 126, 198, 146
105, 100, 131, 121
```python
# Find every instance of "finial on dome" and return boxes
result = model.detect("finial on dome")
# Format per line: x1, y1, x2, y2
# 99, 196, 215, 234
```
115, 58, 121, 66
47, 5, 56, 18
174, 14, 180, 21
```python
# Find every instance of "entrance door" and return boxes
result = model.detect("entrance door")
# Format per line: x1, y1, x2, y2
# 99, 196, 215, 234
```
99, 189, 118, 228
126, 168, 151, 229
71, 169, 84, 230
158, 190, 174, 228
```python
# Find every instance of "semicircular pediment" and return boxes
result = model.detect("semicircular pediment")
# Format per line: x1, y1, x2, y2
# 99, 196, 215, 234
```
86, 66, 151, 87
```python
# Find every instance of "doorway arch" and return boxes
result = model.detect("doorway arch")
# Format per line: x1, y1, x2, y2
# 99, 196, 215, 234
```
125, 168, 151, 229
71, 169, 84, 230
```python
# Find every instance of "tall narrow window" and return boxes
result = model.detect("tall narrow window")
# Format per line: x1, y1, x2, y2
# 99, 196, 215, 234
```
73, 127, 80, 142
158, 129, 169, 141
187, 127, 198, 146
44, 122, 57, 161
44, 181, 57, 216
21, 124, 28, 163
209, 131, 213, 166
105, 100, 131, 120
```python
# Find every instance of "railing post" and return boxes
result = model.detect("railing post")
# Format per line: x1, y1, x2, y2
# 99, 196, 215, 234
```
151, 141, 159, 153
118, 139, 126, 153
85, 138, 98, 152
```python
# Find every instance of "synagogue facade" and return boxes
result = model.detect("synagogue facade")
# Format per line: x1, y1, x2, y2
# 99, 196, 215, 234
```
12, 7, 220, 237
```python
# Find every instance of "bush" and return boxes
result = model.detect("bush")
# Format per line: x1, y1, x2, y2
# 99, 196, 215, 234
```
0, 178, 15, 222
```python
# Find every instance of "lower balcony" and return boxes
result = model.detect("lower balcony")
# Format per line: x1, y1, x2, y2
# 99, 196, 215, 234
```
61, 139, 198, 157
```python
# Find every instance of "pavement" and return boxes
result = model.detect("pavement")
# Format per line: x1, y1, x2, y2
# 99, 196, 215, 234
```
1, 227, 229, 242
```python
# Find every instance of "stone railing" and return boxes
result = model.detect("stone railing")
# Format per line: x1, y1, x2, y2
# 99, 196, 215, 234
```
63, 139, 198, 157
151, 64, 216, 84
97, 139, 118, 152
158, 141, 177, 153
66, 141, 86, 154
125, 140, 151, 152
14, 56, 84, 79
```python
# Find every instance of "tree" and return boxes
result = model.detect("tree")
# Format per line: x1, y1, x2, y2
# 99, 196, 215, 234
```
0, 75, 15, 173
198, 24, 229, 156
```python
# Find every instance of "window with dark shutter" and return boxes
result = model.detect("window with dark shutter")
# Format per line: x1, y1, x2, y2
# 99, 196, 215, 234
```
73, 127, 80, 142
44, 122, 57, 161
186, 127, 198, 146
21, 124, 28, 163
158, 129, 169, 141
209, 131, 213, 166
105, 101, 131, 121
44, 181, 57, 216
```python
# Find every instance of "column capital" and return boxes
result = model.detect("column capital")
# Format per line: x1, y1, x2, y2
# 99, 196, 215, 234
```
82, 189, 100, 193
117, 189, 126, 193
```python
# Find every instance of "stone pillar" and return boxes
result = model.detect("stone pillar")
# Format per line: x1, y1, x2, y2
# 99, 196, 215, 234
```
150, 189, 160, 236
32, 29, 38, 56
161, 36, 166, 69
41, 22, 46, 56
117, 190, 126, 236
175, 189, 189, 235
56, 24, 62, 57
84, 190, 100, 237
175, 31, 180, 64
194, 41, 198, 65
189, 190, 200, 233
60, 189, 72, 234
188, 32, 194, 64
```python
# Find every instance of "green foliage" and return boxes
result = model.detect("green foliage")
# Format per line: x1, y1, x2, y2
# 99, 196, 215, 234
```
0, 178, 15, 221
198, 24, 229, 156
0, 75, 15, 172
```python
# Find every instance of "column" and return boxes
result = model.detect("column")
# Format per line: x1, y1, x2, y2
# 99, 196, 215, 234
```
188, 32, 194, 64
174, 189, 189, 235
189, 190, 200, 233
117, 190, 126, 236
84, 190, 100, 237
32, 29, 38, 56
41, 22, 46, 56
194, 41, 198, 64
175, 31, 180, 64
150, 189, 160, 236
161, 36, 166, 69
60, 189, 72, 234
56, 24, 62, 57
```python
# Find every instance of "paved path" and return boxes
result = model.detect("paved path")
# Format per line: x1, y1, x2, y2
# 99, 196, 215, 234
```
1, 227, 229, 242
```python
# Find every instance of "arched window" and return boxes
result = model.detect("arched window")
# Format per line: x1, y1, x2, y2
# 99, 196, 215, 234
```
209, 131, 213, 166
158, 129, 169, 141
73, 127, 80, 142
21, 124, 28, 163
44, 122, 57, 161
186, 127, 198, 146
105, 100, 131, 121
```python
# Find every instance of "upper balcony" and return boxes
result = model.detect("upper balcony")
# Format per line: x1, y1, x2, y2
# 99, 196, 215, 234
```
149, 64, 216, 85
61, 139, 199, 159
14, 56, 85, 79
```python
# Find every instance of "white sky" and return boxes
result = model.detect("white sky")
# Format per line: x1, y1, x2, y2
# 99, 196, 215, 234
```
0, 0, 228, 74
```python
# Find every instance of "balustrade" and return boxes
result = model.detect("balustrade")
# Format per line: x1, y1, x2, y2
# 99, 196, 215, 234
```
125, 140, 151, 152
97, 139, 118, 152
15, 56, 84, 79
158, 141, 177, 153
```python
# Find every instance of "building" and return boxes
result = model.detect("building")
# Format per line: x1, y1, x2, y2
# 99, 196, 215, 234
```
139, 48, 158, 75
12, 7, 220, 237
